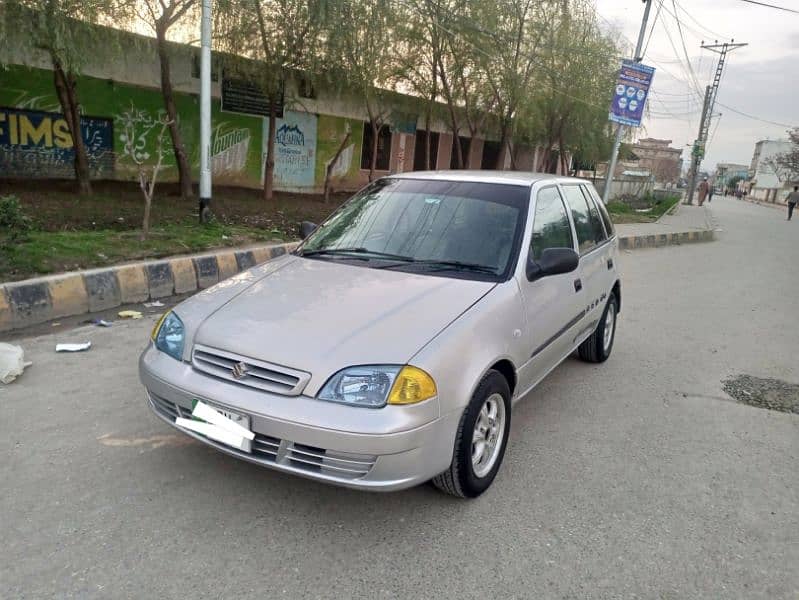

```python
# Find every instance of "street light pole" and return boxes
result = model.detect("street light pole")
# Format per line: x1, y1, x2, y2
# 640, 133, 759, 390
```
199, 0, 212, 223
602, 0, 652, 205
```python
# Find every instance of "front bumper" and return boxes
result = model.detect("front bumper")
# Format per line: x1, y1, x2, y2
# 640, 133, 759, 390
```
139, 344, 458, 491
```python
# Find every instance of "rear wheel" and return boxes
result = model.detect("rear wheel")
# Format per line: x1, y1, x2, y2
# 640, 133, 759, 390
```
578, 292, 617, 363
432, 370, 511, 498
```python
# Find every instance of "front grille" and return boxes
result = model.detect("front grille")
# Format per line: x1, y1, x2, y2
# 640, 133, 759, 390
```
147, 392, 376, 480
191, 344, 310, 396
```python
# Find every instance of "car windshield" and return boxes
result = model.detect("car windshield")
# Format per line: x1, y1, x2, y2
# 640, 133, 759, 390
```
300, 178, 529, 280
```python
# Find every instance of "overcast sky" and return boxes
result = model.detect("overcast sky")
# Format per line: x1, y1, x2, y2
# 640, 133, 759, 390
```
594, 0, 799, 170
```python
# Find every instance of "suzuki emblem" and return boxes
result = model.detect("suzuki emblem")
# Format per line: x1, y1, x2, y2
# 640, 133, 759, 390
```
231, 362, 249, 379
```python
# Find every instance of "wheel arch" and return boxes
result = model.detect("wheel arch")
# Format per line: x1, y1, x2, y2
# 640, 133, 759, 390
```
612, 279, 621, 314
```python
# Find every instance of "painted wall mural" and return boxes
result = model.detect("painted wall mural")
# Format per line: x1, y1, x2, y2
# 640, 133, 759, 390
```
265, 110, 318, 189
0, 64, 368, 192
0, 106, 114, 178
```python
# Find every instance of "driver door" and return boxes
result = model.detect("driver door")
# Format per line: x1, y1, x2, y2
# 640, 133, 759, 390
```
516, 185, 586, 394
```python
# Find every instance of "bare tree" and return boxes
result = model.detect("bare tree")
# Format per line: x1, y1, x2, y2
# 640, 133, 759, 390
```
117, 104, 172, 239
126, 0, 198, 201
6, 0, 120, 195
215, 0, 329, 200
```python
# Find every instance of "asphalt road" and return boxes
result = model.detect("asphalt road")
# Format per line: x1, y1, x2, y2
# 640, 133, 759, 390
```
2, 195, 797, 599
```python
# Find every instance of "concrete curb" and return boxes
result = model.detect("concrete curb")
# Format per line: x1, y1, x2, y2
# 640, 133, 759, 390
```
0, 241, 298, 333
618, 229, 715, 251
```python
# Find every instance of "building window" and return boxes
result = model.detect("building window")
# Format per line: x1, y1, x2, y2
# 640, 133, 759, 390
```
413, 130, 439, 170
192, 53, 219, 81
481, 140, 501, 169
361, 123, 391, 171
298, 77, 316, 99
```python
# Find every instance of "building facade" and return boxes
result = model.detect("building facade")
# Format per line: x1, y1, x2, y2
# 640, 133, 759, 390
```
0, 15, 569, 194
713, 162, 749, 192
628, 138, 683, 186
747, 139, 793, 203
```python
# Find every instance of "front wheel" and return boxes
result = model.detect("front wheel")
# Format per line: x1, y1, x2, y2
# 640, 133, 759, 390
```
432, 370, 511, 498
578, 292, 618, 363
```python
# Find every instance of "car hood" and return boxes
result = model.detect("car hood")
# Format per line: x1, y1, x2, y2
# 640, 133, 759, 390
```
193, 256, 495, 394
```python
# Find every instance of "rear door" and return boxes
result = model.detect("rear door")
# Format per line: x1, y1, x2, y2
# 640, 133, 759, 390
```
516, 185, 586, 393
559, 183, 611, 342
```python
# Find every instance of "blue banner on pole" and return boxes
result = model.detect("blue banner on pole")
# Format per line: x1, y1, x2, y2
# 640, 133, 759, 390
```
609, 60, 655, 127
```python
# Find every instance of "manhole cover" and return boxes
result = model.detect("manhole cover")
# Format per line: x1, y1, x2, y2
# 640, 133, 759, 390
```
722, 374, 799, 415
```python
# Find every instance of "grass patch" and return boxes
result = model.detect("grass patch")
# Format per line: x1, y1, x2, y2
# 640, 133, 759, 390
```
0, 221, 285, 282
608, 195, 680, 224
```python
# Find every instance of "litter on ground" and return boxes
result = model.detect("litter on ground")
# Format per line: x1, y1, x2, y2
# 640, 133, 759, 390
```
118, 310, 143, 319
0, 343, 32, 384
55, 342, 92, 352
143, 301, 165, 308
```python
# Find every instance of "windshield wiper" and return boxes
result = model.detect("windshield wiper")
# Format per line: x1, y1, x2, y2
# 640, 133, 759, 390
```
395, 259, 499, 275
300, 247, 415, 261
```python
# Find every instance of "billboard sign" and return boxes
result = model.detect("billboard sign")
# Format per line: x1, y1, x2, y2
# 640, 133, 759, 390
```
609, 60, 655, 127
267, 110, 317, 189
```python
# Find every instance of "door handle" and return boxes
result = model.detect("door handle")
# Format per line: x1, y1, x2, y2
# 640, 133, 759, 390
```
607, 258, 614, 270
574, 279, 582, 292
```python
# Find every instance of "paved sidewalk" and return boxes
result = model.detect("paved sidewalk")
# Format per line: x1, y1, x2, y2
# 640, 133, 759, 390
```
615, 203, 715, 238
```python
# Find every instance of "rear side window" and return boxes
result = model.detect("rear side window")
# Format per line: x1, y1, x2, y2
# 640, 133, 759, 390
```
530, 186, 574, 261
561, 185, 605, 253
582, 184, 614, 236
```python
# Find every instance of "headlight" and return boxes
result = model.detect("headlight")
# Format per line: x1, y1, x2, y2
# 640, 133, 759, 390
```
318, 365, 436, 408
152, 311, 185, 361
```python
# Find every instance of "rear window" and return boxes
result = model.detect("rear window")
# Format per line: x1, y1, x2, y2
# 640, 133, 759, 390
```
561, 185, 606, 253
582, 184, 614, 237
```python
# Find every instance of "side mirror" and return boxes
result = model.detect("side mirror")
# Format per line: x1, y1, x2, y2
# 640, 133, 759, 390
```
526, 248, 579, 281
299, 221, 317, 239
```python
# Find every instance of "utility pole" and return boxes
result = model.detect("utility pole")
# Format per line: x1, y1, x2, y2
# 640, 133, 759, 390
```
685, 40, 747, 205
602, 0, 652, 204
199, 0, 212, 223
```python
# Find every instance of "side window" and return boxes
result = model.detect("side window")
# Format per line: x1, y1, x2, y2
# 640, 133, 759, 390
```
561, 185, 604, 253
582, 184, 614, 237
530, 187, 574, 261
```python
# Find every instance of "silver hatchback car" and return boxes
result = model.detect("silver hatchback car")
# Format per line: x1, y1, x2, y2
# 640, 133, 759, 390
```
140, 172, 620, 498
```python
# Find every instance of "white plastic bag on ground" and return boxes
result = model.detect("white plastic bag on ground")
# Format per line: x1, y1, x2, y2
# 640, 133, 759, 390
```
0, 343, 32, 384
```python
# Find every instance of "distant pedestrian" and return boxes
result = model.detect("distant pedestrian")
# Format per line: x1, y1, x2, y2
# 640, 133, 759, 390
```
708, 185, 714, 203
787, 185, 799, 221
698, 177, 709, 205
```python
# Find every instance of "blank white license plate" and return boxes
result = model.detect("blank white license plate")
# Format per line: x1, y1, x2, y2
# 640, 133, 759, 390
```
209, 404, 250, 430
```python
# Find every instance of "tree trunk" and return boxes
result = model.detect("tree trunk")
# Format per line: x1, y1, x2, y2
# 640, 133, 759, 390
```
324, 131, 351, 203
263, 101, 276, 201
139, 169, 152, 240
156, 26, 193, 200
369, 121, 380, 182
52, 58, 91, 195
495, 119, 510, 170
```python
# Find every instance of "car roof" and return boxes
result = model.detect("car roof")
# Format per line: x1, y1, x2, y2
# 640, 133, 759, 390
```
387, 170, 590, 187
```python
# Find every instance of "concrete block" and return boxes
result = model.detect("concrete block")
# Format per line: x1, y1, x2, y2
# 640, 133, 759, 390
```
0, 287, 12, 332
216, 252, 239, 280
270, 245, 288, 258
170, 257, 197, 294
235, 250, 256, 271
646, 235, 656, 248
193, 256, 219, 289
84, 270, 121, 312
619, 237, 631, 250
146, 262, 174, 298
116, 265, 149, 303
251, 246, 272, 264
657, 234, 669, 246
6, 281, 52, 327
48, 274, 89, 318
680, 232, 691, 243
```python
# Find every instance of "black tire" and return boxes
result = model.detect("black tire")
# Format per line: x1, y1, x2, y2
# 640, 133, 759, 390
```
432, 370, 511, 498
578, 292, 618, 363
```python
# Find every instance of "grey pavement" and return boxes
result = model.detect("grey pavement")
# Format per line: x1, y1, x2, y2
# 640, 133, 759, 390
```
1, 195, 797, 599
615, 201, 715, 238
